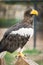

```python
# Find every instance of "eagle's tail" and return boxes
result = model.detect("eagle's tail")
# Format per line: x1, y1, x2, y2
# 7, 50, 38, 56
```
0, 41, 7, 58
0, 39, 4, 53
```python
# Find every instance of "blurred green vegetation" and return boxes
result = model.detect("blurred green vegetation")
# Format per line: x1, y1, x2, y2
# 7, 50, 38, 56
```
0, 18, 21, 28
23, 49, 42, 55
5, 52, 15, 65
4, 49, 43, 65
0, 1, 33, 5
1, 1, 43, 5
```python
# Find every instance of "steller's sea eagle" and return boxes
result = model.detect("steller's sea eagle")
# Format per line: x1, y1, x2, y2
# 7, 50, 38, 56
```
0, 8, 38, 57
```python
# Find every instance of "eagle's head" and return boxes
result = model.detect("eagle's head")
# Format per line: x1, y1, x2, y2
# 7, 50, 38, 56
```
24, 7, 38, 24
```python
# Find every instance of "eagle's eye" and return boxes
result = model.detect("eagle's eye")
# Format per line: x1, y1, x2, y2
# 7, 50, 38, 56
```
24, 9, 33, 17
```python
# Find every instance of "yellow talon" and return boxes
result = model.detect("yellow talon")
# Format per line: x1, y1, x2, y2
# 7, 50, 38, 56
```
17, 52, 24, 57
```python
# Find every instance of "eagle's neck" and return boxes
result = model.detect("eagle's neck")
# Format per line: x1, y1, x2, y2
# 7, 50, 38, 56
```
22, 18, 33, 26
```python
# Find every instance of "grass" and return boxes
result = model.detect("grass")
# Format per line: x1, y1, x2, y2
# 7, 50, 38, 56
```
4, 49, 43, 65
0, 18, 21, 28
23, 49, 42, 55
5, 52, 15, 65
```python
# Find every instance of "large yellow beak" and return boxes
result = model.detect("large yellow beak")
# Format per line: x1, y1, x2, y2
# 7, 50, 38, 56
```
30, 9, 38, 16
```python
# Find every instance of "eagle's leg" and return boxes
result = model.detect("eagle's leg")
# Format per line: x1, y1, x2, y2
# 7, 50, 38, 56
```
17, 47, 25, 57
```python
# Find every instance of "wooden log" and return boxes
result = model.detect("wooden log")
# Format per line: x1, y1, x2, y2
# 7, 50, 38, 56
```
14, 57, 39, 65
0, 51, 6, 65
0, 58, 6, 65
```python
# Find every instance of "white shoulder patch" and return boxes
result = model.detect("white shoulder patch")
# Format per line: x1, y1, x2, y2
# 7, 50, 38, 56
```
10, 28, 34, 37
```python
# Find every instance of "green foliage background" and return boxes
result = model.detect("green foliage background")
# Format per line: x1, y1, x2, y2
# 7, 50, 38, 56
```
0, 19, 21, 28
